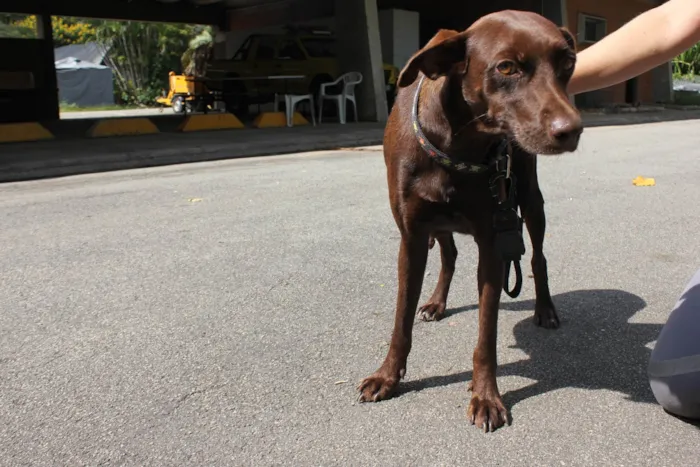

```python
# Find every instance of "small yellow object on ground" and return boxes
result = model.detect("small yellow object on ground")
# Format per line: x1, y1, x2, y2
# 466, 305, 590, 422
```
632, 176, 656, 187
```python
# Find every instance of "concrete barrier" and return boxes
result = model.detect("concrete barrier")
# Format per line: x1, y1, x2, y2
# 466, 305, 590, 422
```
0, 122, 54, 143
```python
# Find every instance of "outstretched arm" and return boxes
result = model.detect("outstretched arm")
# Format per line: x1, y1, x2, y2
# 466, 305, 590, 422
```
569, 0, 700, 95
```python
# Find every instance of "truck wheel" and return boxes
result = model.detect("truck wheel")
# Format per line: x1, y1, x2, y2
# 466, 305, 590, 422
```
172, 96, 185, 114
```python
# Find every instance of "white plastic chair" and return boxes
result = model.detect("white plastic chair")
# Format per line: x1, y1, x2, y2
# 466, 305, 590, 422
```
274, 93, 316, 127
318, 72, 363, 124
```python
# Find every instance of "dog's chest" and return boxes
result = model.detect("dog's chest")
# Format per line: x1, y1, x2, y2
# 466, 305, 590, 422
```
423, 176, 495, 235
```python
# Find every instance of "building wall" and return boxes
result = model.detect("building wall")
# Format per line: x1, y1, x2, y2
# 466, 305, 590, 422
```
566, 0, 667, 106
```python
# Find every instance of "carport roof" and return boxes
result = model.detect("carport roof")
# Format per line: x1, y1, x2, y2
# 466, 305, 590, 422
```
1, 0, 291, 25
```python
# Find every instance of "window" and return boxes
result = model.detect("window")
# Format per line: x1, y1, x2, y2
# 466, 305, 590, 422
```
300, 38, 336, 58
578, 13, 606, 44
277, 40, 305, 60
232, 36, 252, 61
255, 36, 277, 60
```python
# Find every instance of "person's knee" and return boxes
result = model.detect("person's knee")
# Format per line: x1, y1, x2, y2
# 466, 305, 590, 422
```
648, 267, 700, 420
649, 372, 700, 419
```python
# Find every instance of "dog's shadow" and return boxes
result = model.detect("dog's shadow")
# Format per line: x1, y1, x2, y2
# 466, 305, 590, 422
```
401, 289, 664, 409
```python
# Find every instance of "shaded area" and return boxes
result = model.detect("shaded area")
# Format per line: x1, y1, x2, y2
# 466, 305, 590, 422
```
404, 289, 663, 410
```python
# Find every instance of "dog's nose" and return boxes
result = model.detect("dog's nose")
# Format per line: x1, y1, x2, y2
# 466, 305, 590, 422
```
550, 117, 583, 146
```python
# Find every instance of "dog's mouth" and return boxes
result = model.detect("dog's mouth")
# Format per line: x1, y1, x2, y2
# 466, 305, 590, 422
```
510, 126, 582, 156
484, 107, 583, 155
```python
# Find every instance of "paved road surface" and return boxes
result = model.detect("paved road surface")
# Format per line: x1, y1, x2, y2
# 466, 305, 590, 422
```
1, 120, 699, 465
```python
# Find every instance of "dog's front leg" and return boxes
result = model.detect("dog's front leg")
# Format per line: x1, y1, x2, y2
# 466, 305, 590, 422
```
468, 235, 509, 432
358, 232, 429, 402
523, 187, 559, 329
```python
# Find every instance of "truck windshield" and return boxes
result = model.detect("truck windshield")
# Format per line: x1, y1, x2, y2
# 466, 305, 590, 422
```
300, 38, 336, 58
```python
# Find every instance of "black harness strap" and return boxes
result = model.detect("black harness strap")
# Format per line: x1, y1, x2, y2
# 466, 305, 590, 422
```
412, 75, 524, 298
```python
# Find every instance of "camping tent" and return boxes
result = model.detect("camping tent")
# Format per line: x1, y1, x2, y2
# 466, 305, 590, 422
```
54, 42, 108, 65
55, 57, 114, 107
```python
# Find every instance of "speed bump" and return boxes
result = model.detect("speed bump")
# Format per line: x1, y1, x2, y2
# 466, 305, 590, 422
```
0, 122, 53, 143
252, 111, 309, 128
87, 118, 159, 138
177, 113, 244, 132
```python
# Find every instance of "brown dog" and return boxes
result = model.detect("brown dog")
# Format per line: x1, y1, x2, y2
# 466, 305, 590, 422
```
358, 10, 582, 432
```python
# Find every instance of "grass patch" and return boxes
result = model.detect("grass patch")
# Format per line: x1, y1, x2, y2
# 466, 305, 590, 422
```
59, 103, 137, 112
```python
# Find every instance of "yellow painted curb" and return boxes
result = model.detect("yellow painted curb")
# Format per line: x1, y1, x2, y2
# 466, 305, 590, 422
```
0, 122, 53, 143
252, 111, 310, 128
88, 118, 159, 138
177, 113, 244, 132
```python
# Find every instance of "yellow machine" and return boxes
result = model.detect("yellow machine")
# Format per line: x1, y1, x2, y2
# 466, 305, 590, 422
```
156, 72, 215, 114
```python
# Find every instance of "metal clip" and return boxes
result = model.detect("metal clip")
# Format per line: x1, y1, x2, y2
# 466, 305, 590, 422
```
505, 141, 512, 179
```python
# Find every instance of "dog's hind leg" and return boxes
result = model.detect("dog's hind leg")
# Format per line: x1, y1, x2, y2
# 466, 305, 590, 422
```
417, 233, 457, 321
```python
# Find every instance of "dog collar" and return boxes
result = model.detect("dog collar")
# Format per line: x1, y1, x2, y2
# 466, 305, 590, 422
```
411, 75, 508, 174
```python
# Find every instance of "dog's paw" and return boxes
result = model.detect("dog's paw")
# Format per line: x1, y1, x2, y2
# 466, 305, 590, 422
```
417, 301, 446, 321
467, 393, 509, 433
357, 370, 401, 403
533, 302, 560, 329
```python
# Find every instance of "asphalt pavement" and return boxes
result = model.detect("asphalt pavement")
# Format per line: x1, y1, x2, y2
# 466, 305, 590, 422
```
1, 120, 699, 465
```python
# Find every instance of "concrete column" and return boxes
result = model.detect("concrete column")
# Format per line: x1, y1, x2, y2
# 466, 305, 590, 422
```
379, 8, 419, 71
541, 0, 567, 26
334, 0, 388, 122
37, 14, 59, 121
652, 62, 673, 103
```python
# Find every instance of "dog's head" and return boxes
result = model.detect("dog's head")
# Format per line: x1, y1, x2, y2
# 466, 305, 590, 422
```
398, 10, 582, 155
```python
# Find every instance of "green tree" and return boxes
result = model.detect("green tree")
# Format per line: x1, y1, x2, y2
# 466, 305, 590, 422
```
181, 27, 213, 77
673, 42, 700, 79
0, 14, 96, 45
51, 17, 97, 47
0, 13, 37, 38
95, 21, 199, 105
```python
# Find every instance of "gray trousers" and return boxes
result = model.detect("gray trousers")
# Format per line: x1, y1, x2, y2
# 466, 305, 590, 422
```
648, 267, 700, 420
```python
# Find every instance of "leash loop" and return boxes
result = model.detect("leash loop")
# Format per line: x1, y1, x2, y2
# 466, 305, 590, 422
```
503, 260, 523, 299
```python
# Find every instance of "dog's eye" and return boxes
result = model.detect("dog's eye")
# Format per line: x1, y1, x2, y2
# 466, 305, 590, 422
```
496, 61, 518, 76
562, 57, 575, 72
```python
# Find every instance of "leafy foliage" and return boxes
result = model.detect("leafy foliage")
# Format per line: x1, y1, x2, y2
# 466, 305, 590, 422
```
0, 13, 38, 38
673, 42, 700, 79
94, 21, 209, 105
0, 14, 96, 45
13, 16, 97, 46
181, 27, 213, 77
1, 14, 210, 106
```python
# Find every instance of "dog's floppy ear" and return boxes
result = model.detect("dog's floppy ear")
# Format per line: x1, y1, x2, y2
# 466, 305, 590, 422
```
560, 27, 576, 51
397, 29, 469, 88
